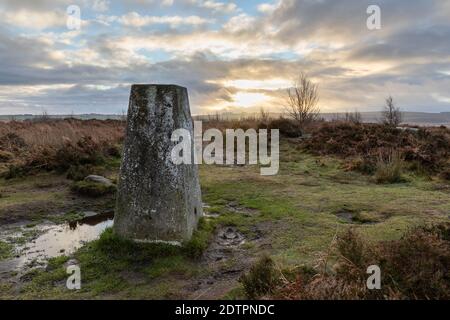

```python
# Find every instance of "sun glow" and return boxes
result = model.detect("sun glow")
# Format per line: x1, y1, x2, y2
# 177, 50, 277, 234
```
220, 78, 291, 91
232, 92, 270, 108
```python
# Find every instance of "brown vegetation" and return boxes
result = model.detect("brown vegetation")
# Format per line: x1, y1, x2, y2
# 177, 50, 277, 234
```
201, 115, 303, 138
302, 121, 450, 176
0, 119, 125, 178
242, 223, 450, 300
2, 116, 449, 181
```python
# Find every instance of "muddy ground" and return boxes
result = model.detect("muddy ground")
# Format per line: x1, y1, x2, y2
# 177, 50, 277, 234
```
0, 140, 449, 299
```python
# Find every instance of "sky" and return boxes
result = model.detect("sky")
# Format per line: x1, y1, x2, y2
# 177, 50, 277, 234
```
0, 0, 449, 115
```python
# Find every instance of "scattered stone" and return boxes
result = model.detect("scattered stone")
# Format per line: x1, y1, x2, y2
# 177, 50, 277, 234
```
65, 259, 79, 268
84, 175, 113, 186
202, 203, 211, 209
216, 227, 245, 246
225, 202, 259, 217
81, 211, 100, 218
336, 211, 354, 223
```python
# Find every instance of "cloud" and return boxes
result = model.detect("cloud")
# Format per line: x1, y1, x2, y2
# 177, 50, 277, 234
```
117, 12, 214, 27
257, 2, 279, 14
223, 14, 256, 33
91, 0, 110, 12
0, 0, 449, 115
0, 9, 66, 29
195, 0, 237, 13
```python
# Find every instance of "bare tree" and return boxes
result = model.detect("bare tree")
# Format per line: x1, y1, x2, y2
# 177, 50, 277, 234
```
259, 107, 270, 123
35, 109, 50, 122
285, 73, 320, 128
120, 108, 127, 121
345, 110, 362, 124
382, 96, 402, 126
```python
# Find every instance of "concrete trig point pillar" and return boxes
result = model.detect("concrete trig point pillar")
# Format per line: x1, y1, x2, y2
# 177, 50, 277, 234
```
114, 84, 202, 245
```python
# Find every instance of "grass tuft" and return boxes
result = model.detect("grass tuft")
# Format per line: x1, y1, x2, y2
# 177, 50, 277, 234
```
374, 151, 404, 184
240, 255, 279, 299
70, 181, 116, 197
183, 217, 215, 258
0, 241, 13, 260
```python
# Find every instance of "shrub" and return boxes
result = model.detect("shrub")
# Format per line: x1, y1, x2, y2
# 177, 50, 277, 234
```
0, 133, 26, 151
66, 165, 95, 181
266, 118, 302, 138
336, 228, 366, 270
273, 223, 450, 300
345, 157, 376, 174
440, 167, 450, 181
3, 164, 28, 179
105, 145, 121, 158
302, 122, 450, 176
240, 255, 280, 299
51, 136, 106, 171
0, 150, 14, 162
377, 224, 450, 299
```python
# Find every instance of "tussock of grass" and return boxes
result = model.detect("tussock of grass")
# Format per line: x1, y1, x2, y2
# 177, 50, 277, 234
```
70, 181, 116, 197
184, 217, 215, 258
374, 151, 404, 184
0, 241, 13, 260
94, 228, 182, 261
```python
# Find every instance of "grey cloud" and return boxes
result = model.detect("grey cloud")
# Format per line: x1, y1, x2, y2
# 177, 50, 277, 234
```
0, 0, 450, 114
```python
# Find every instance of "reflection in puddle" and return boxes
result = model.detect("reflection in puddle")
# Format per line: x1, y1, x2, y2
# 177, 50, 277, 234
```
0, 212, 114, 272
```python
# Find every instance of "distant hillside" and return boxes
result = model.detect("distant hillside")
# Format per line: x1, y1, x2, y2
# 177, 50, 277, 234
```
320, 112, 450, 127
0, 114, 125, 122
1, 112, 449, 127
196, 111, 450, 127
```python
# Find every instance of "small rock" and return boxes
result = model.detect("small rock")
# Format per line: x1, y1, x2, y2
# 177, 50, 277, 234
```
82, 211, 99, 218
65, 259, 79, 267
84, 175, 113, 186
223, 228, 237, 240
216, 227, 245, 246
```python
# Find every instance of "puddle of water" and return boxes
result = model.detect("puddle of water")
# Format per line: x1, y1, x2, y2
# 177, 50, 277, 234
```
0, 212, 113, 272
336, 211, 354, 223
335, 210, 381, 225
216, 227, 245, 246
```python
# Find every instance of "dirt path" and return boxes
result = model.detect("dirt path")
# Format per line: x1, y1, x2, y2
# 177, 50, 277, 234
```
183, 214, 273, 299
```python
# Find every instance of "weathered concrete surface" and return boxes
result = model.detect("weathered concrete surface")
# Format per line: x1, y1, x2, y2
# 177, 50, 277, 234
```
114, 84, 202, 244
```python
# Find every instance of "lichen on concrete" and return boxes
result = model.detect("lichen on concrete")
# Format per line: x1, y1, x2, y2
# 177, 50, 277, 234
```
114, 84, 203, 243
